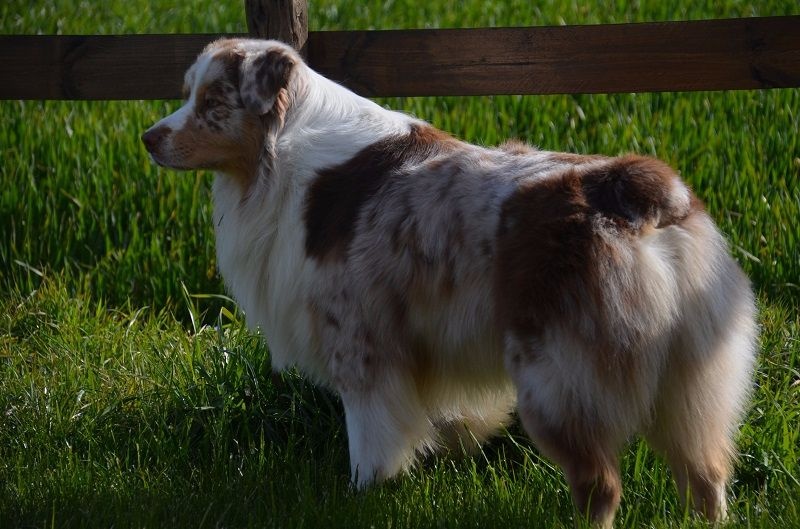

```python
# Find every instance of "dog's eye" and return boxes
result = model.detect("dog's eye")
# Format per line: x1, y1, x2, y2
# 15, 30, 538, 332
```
204, 97, 220, 110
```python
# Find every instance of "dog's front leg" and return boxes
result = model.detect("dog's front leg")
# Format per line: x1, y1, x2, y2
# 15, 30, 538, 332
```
337, 368, 432, 488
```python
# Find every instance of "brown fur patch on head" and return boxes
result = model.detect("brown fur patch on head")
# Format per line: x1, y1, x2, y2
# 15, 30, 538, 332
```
241, 49, 296, 117
194, 78, 240, 132
169, 48, 263, 187
304, 125, 457, 263
169, 111, 263, 183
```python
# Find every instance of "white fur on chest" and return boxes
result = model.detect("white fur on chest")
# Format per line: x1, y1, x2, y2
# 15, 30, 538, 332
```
212, 174, 324, 378
211, 100, 413, 383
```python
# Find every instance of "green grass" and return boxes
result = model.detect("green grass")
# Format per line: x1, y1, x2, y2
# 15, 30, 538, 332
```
1, 1, 799, 527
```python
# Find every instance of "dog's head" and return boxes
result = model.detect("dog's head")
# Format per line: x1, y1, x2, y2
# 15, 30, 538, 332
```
142, 39, 299, 181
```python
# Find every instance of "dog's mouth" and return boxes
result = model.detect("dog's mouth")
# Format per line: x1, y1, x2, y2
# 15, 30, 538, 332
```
148, 153, 193, 171
145, 150, 193, 172
144, 142, 191, 171
147, 151, 165, 167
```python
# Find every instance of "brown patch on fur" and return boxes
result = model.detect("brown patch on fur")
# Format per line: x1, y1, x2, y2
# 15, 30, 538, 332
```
494, 155, 694, 348
325, 311, 341, 330
254, 51, 294, 101
689, 193, 707, 214
304, 124, 457, 262
498, 139, 537, 155
518, 404, 622, 527
195, 79, 236, 132
220, 47, 245, 87
195, 48, 244, 114
170, 111, 263, 188
241, 49, 295, 117
156, 46, 264, 191
494, 169, 594, 338
392, 218, 432, 266
235, 46, 298, 185
546, 151, 608, 165
582, 155, 689, 229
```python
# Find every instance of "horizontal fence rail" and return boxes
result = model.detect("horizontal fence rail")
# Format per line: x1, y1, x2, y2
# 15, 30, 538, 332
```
1, 16, 799, 100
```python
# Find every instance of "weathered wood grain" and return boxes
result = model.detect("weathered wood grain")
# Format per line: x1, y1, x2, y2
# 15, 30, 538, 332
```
1, 16, 798, 100
0, 34, 222, 100
308, 16, 800, 96
245, 0, 308, 53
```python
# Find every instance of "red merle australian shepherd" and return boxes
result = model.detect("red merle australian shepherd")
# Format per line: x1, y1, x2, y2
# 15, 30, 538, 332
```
143, 38, 757, 527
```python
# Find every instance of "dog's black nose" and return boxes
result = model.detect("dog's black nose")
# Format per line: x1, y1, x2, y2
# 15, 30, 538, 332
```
141, 126, 171, 153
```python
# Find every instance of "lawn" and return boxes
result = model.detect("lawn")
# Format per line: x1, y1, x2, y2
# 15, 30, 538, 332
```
1, 1, 798, 527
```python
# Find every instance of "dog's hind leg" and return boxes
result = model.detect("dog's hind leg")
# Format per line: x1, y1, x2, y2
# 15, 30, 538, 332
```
642, 221, 757, 522
644, 301, 756, 521
339, 368, 433, 488
505, 334, 631, 529
520, 411, 623, 529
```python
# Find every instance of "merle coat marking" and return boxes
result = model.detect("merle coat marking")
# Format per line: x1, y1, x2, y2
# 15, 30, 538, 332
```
143, 39, 757, 527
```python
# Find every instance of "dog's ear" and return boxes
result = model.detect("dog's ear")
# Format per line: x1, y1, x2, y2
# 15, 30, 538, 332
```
240, 48, 296, 116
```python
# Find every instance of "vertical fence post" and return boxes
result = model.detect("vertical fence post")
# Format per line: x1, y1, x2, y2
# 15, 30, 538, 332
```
244, 0, 309, 54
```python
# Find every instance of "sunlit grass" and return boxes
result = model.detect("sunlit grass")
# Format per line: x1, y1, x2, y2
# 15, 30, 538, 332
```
1, 1, 798, 527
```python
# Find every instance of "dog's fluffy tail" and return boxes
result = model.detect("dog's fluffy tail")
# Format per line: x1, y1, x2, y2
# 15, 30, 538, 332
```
581, 155, 693, 230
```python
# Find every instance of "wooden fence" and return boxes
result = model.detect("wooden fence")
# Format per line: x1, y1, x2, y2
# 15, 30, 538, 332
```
1, 0, 799, 100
